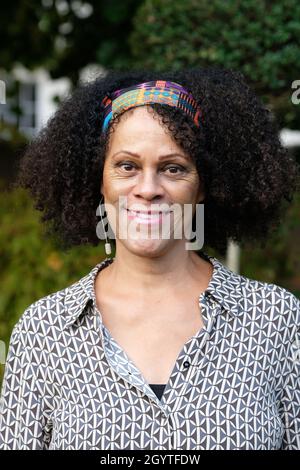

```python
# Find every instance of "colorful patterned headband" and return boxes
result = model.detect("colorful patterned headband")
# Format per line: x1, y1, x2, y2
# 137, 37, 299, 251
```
100, 80, 202, 134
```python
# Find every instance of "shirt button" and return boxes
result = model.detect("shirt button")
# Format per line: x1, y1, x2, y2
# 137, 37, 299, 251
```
183, 360, 191, 368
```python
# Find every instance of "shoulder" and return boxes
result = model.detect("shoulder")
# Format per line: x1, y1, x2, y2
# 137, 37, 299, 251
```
9, 286, 70, 349
241, 274, 299, 315
209, 254, 300, 331
237, 272, 300, 337
9, 262, 101, 346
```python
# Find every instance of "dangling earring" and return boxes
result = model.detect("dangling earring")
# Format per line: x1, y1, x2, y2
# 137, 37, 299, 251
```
99, 194, 112, 257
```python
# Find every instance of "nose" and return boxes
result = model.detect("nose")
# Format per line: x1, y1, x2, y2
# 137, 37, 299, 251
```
132, 170, 165, 201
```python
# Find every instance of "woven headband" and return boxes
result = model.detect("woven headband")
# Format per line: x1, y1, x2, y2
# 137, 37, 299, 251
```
101, 80, 202, 134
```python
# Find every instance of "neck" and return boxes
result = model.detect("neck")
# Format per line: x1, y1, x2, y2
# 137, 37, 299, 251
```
101, 242, 212, 297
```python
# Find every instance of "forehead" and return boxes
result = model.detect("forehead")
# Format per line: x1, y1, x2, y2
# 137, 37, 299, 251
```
114, 106, 165, 131
108, 106, 177, 148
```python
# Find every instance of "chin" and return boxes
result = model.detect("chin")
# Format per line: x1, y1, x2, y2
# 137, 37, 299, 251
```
123, 238, 171, 257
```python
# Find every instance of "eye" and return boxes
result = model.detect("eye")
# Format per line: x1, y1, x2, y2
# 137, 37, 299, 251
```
164, 165, 186, 175
118, 162, 135, 172
116, 162, 186, 175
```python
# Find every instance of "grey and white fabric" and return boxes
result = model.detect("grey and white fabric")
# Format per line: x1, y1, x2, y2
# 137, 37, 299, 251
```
0, 251, 299, 450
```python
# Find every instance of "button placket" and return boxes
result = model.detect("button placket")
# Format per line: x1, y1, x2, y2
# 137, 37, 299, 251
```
186, 296, 220, 382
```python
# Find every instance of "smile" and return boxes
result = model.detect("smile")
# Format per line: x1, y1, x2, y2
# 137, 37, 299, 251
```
125, 209, 171, 224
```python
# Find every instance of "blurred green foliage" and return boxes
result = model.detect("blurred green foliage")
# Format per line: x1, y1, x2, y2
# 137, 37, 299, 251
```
129, 0, 300, 129
0, 0, 143, 84
0, 122, 27, 186
241, 190, 300, 298
0, 183, 108, 385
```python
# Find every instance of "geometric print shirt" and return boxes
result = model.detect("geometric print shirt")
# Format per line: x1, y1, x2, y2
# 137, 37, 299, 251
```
0, 251, 299, 450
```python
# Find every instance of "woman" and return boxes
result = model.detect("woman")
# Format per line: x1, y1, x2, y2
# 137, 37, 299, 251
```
0, 68, 299, 450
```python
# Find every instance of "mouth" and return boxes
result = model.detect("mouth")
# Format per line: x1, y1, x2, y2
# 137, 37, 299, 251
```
125, 208, 172, 224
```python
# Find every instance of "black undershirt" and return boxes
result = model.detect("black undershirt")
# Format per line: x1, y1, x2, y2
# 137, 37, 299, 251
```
149, 384, 166, 400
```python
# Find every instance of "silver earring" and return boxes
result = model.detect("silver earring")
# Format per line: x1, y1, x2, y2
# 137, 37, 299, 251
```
100, 195, 112, 257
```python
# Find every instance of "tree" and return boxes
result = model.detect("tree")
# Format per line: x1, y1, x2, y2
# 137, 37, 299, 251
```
129, 0, 300, 129
0, 0, 142, 85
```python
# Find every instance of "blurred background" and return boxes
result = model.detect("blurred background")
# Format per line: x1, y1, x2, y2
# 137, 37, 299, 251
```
1, 0, 300, 383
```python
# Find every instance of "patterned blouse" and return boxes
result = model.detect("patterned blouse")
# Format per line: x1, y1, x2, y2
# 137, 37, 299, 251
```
0, 251, 299, 450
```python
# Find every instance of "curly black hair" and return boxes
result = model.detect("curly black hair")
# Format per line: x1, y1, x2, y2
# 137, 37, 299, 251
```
15, 67, 299, 257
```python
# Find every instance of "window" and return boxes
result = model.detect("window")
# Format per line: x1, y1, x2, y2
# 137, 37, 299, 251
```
0, 78, 36, 137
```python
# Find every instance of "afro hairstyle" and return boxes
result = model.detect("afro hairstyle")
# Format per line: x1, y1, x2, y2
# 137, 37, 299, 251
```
15, 67, 300, 257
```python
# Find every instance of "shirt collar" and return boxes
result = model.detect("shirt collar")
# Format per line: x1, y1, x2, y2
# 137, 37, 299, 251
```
63, 251, 243, 329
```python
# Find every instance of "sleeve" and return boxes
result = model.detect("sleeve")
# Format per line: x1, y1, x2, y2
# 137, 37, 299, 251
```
278, 291, 300, 450
0, 318, 52, 450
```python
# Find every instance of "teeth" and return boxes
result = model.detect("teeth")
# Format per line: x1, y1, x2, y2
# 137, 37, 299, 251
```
129, 210, 161, 218
136, 213, 159, 219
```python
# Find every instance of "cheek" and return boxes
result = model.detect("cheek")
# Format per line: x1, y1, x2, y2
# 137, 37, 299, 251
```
102, 168, 126, 201
171, 175, 201, 203
103, 164, 137, 195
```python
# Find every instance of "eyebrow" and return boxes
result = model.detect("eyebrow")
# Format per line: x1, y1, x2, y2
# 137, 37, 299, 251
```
111, 150, 189, 161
